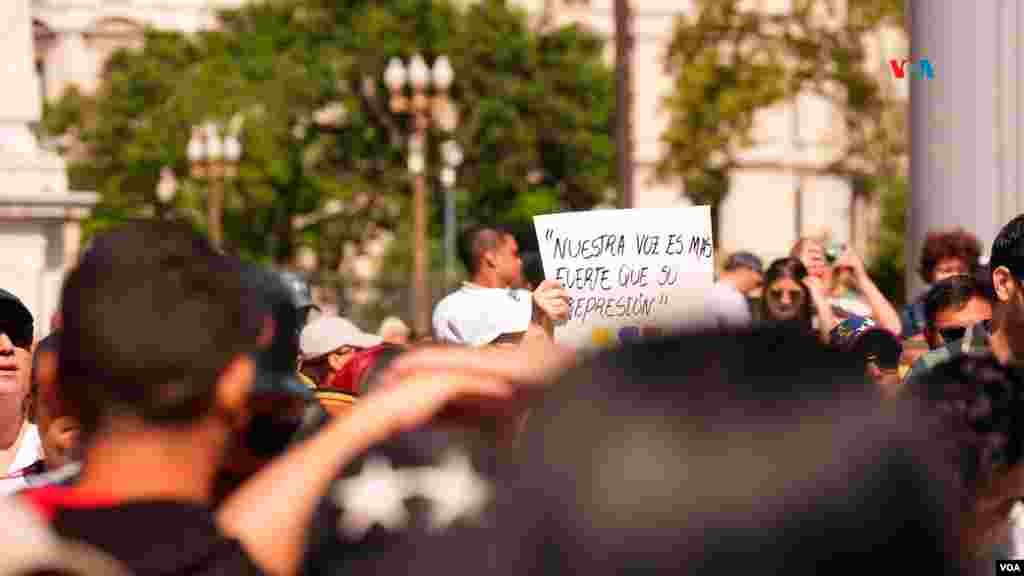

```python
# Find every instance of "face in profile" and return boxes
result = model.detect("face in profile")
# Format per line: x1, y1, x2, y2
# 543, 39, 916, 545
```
737, 269, 763, 297
765, 277, 805, 321
33, 348, 80, 470
496, 235, 524, 289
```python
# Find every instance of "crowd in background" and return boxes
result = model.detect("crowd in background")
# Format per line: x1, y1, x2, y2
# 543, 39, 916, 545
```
1, 215, 1023, 575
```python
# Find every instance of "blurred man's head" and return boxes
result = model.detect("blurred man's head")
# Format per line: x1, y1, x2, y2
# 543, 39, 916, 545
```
719, 251, 763, 296
471, 327, 960, 575
458, 226, 523, 289
0, 288, 33, 425
988, 215, 1024, 357
31, 333, 79, 470
922, 275, 993, 350
59, 222, 262, 448
919, 227, 981, 284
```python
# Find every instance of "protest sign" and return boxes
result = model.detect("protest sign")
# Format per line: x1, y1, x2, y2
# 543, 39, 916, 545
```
533, 206, 715, 348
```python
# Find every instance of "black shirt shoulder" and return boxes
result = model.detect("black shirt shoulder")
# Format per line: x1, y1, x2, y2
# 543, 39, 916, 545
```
52, 501, 265, 576
303, 426, 501, 576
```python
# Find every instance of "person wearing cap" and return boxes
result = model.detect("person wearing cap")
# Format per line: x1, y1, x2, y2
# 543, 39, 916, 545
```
433, 225, 568, 347
0, 288, 42, 495
379, 316, 411, 345
707, 251, 763, 328
300, 316, 385, 392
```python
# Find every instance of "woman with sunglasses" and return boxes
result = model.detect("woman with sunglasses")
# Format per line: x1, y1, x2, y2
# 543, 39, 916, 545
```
0, 288, 42, 495
759, 258, 836, 344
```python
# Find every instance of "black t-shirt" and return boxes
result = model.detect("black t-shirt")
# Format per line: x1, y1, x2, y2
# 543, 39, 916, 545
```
302, 425, 501, 576
21, 487, 264, 576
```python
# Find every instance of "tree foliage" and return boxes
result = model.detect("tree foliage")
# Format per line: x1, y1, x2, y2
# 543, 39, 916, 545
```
866, 174, 907, 305
658, 0, 906, 226
42, 0, 614, 278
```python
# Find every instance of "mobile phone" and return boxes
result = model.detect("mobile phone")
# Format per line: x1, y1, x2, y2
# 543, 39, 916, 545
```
825, 243, 845, 264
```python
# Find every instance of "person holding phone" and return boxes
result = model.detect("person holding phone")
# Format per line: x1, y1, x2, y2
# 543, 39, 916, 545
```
791, 237, 902, 335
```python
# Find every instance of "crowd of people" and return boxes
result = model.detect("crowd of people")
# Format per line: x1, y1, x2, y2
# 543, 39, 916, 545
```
1, 215, 1024, 575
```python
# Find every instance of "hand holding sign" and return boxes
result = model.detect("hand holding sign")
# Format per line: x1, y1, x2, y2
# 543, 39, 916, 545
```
532, 279, 570, 324
534, 207, 714, 348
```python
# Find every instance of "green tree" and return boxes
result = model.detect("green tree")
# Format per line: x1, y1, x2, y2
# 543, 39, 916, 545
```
658, 0, 906, 244
42, 0, 614, 297
866, 175, 906, 306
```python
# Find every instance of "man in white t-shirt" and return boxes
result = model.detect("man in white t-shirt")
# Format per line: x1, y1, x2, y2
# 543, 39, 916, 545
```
707, 252, 763, 329
434, 225, 567, 346
0, 288, 43, 494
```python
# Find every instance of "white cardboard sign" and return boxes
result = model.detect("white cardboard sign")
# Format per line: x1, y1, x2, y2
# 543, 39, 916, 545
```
533, 206, 715, 348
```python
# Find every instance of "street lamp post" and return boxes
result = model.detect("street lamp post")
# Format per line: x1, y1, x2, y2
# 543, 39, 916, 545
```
440, 139, 463, 290
384, 54, 458, 337
187, 121, 242, 249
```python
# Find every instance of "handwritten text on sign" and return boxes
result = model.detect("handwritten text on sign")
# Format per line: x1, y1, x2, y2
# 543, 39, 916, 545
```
534, 206, 714, 348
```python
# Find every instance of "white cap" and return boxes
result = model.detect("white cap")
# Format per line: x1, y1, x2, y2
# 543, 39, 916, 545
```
379, 316, 410, 338
300, 316, 383, 360
433, 286, 532, 347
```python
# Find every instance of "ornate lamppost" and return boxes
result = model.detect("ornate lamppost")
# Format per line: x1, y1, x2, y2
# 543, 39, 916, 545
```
384, 54, 457, 336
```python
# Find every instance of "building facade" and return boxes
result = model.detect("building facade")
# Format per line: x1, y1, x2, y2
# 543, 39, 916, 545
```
31, 0, 244, 101
521, 0, 908, 266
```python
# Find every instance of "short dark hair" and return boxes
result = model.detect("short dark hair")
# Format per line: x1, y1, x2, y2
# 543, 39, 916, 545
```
520, 251, 544, 288
919, 228, 981, 283
990, 215, 1024, 279
58, 222, 262, 438
918, 353, 1024, 501
458, 225, 515, 277
723, 251, 763, 274
922, 275, 990, 329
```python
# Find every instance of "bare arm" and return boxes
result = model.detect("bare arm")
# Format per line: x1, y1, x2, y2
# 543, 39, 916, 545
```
216, 343, 574, 576
837, 249, 902, 335
804, 276, 835, 344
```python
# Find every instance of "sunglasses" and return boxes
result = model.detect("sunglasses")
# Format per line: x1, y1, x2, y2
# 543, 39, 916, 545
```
937, 320, 992, 344
769, 288, 804, 302
0, 319, 32, 350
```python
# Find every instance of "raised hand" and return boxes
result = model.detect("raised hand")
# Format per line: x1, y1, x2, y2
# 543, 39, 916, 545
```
796, 241, 827, 278
836, 247, 866, 276
531, 279, 570, 324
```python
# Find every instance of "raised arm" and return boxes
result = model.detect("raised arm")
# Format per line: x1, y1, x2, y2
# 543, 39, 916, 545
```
837, 248, 902, 335
216, 342, 575, 576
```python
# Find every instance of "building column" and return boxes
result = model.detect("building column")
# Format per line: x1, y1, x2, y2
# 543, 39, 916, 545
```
908, 0, 1023, 298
